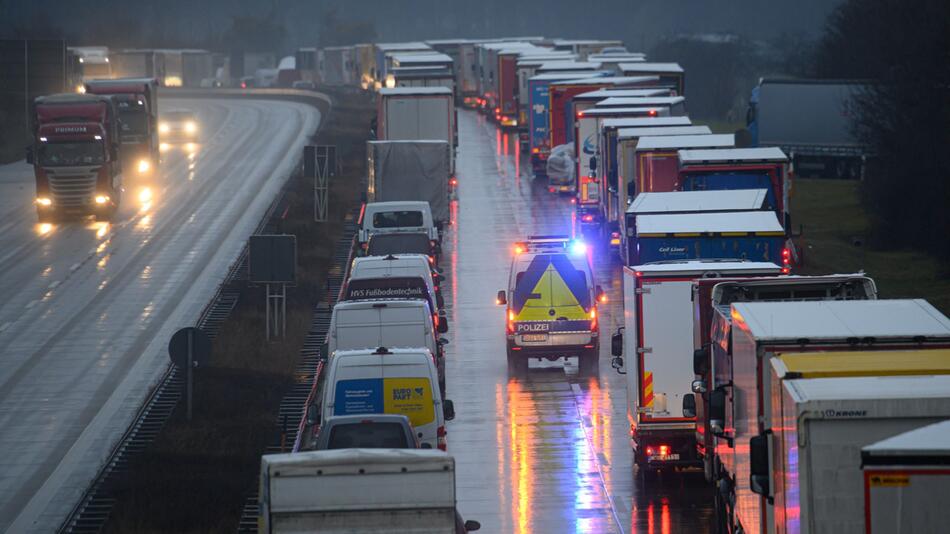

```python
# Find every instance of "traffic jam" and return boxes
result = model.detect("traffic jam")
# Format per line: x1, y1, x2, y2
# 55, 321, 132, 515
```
254, 37, 950, 534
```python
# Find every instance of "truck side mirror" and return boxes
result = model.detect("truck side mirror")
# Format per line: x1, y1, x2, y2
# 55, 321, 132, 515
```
610, 332, 623, 357
437, 317, 449, 334
438, 337, 449, 346
25, 146, 34, 164
682, 393, 696, 418
691, 379, 707, 394
306, 404, 320, 426
750, 433, 771, 498
709, 388, 726, 436
589, 156, 597, 172
611, 356, 624, 372
496, 290, 507, 305
443, 399, 455, 421
693, 346, 710, 376
464, 520, 481, 531
320, 342, 329, 360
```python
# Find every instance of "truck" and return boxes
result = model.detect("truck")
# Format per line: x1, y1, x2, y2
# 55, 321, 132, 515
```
610, 260, 783, 475
608, 124, 709, 250
748, 78, 868, 179
618, 62, 684, 95
761, 363, 950, 534
29, 94, 122, 222
527, 72, 604, 176
84, 78, 159, 187
109, 50, 165, 80
181, 50, 215, 87
366, 141, 450, 228
690, 274, 878, 481
259, 449, 480, 533
706, 299, 950, 534
67, 47, 111, 89
633, 134, 735, 196
862, 419, 950, 534
625, 209, 788, 268
376, 87, 456, 173
677, 147, 790, 226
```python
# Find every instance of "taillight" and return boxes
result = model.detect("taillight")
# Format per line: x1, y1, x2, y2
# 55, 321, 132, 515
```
581, 214, 594, 223
647, 109, 657, 117
659, 444, 670, 456
437, 426, 447, 451
531, 147, 540, 154
507, 310, 515, 334
589, 307, 598, 331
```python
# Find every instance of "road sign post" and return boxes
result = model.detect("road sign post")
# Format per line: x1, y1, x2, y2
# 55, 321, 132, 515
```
249, 234, 296, 340
168, 327, 212, 421
305, 145, 336, 222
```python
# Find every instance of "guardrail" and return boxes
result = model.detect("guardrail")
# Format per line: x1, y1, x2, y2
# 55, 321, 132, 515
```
58, 89, 331, 534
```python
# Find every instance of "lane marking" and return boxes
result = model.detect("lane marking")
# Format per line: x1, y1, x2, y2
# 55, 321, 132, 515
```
25, 300, 38, 309
48, 281, 60, 289
69, 263, 81, 272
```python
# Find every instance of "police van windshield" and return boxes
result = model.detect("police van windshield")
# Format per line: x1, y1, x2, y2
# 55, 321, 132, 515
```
39, 142, 104, 166
373, 210, 424, 228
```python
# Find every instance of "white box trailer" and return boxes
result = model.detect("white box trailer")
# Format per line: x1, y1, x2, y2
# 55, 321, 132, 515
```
376, 87, 456, 172
616, 260, 782, 472
861, 419, 950, 534
366, 140, 450, 226
767, 373, 950, 534
715, 299, 950, 534
259, 448, 459, 533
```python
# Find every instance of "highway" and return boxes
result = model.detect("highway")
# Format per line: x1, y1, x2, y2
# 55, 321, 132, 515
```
0, 97, 320, 533
445, 109, 715, 533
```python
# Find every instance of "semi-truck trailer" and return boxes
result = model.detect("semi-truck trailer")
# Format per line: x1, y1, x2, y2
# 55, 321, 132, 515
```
761, 362, 950, 534
84, 78, 159, 187
748, 78, 868, 179
611, 260, 782, 475
707, 299, 950, 534
861, 419, 950, 534
376, 87, 456, 173
29, 94, 122, 221
633, 134, 735, 196
366, 141, 450, 229
527, 72, 603, 176
691, 274, 878, 481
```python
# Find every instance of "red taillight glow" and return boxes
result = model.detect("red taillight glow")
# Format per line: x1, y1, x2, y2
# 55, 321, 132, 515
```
599, 293, 608, 304
240, 81, 247, 89
437, 426, 447, 451
648, 109, 657, 117
495, 107, 501, 114
581, 214, 594, 222
659, 445, 670, 456
531, 147, 540, 154
635, 271, 643, 277
513, 244, 525, 255
506, 310, 515, 334
645, 446, 654, 456
576, 111, 584, 118
449, 177, 458, 186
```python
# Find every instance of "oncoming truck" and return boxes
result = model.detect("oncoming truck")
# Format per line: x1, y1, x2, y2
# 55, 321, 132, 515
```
29, 94, 122, 222
84, 78, 159, 185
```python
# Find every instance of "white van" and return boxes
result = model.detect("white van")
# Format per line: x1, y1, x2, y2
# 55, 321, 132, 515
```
320, 347, 455, 450
359, 201, 439, 246
325, 299, 447, 394
347, 254, 445, 312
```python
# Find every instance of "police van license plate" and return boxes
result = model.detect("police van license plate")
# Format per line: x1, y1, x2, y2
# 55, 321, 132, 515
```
653, 453, 680, 461
522, 334, 548, 342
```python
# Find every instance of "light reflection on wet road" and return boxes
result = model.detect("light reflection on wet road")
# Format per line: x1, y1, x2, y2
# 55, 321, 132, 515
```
445, 110, 715, 533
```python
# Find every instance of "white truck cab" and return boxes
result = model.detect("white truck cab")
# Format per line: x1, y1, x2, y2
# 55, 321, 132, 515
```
360, 201, 439, 246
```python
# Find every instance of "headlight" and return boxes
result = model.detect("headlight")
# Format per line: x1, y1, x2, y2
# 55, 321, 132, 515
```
137, 159, 151, 173
184, 121, 197, 133
158, 123, 170, 134
35, 197, 52, 206
138, 187, 153, 203
95, 195, 110, 205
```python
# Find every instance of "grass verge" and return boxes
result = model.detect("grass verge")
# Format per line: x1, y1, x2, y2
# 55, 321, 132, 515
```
792, 178, 950, 314
102, 87, 374, 533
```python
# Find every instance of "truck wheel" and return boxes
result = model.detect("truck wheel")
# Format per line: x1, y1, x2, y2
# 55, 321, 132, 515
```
438, 358, 446, 397
506, 348, 528, 374
578, 347, 599, 375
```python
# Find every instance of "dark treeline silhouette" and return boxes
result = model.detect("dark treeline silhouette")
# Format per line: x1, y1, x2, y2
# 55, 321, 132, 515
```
812, 0, 950, 261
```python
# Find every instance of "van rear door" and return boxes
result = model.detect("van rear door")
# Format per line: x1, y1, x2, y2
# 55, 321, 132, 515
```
381, 362, 437, 430
638, 279, 695, 422
512, 254, 590, 332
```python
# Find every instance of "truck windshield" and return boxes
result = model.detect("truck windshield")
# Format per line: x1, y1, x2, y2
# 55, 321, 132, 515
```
367, 233, 431, 256
326, 423, 410, 449
118, 109, 148, 140
373, 210, 424, 228
39, 142, 104, 166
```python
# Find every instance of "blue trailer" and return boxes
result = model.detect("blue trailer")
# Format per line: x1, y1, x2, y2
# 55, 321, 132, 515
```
627, 210, 787, 267
527, 72, 604, 176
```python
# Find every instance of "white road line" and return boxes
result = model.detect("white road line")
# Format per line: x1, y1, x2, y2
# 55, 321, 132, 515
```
48, 281, 60, 289
25, 300, 38, 309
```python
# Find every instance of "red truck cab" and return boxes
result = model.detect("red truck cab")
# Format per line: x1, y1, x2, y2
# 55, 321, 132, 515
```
30, 94, 122, 222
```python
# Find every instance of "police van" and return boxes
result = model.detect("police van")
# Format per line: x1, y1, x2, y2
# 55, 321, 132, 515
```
496, 236, 604, 374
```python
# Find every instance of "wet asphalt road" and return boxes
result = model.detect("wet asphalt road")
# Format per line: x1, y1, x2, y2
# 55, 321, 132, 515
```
444, 109, 715, 533
0, 98, 320, 533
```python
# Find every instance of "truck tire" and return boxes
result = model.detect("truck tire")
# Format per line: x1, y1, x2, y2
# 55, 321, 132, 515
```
578, 346, 599, 375
438, 357, 446, 398
506, 348, 528, 374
